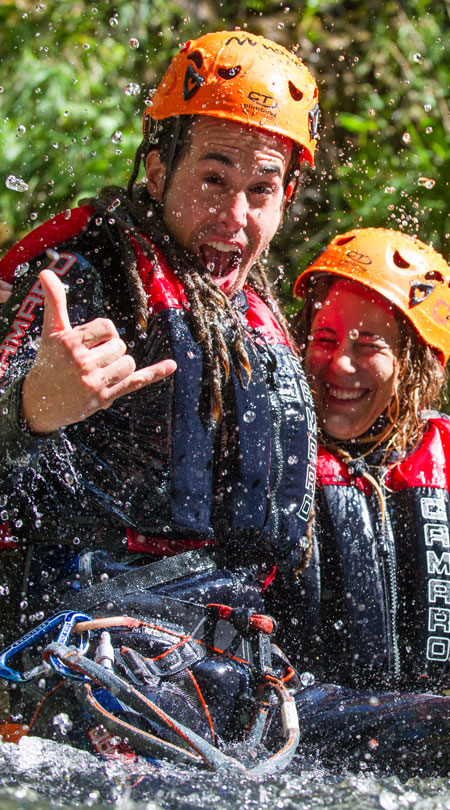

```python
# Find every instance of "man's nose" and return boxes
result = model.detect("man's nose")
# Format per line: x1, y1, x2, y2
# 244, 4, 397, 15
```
219, 190, 248, 229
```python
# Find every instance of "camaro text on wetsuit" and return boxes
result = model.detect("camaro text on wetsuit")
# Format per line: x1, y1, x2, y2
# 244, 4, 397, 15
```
0, 253, 77, 378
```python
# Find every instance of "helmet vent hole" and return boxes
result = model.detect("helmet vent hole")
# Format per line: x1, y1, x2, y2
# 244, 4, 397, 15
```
188, 50, 203, 70
393, 250, 410, 269
425, 270, 444, 283
289, 81, 304, 101
218, 65, 241, 80
336, 236, 355, 246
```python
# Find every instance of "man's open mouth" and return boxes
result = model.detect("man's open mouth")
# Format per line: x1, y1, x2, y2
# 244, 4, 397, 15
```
199, 241, 242, 278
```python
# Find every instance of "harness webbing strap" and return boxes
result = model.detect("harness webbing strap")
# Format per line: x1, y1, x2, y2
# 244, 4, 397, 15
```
60, 548, 218, 611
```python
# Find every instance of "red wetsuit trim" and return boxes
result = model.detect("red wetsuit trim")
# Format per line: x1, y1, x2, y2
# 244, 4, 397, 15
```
316, 418, 450, 494
0, 207, 95, 282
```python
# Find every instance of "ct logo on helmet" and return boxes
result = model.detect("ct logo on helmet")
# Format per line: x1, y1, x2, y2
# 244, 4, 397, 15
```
248, 91, 278, 109
346, 250, 372, 266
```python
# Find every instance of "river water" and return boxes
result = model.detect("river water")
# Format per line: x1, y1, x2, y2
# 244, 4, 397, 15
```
0, 736, 449, 810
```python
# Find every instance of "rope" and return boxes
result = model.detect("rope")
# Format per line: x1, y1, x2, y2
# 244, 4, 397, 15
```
44, 640, 300, 777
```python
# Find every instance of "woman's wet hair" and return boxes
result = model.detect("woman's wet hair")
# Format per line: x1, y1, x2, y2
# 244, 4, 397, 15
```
295, 273, 448, 464
87, 115, 302, 424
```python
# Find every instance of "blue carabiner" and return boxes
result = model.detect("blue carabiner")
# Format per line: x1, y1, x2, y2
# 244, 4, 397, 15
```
0, 611, 91, 683
47, 611, 92, 681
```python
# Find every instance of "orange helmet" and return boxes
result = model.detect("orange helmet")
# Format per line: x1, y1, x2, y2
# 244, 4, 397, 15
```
294, 228, 450, 364
144, 30, 319, 166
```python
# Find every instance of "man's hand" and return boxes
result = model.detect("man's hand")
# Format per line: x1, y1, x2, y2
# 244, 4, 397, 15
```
21, 270, 177, 434
0, 280, 12, 304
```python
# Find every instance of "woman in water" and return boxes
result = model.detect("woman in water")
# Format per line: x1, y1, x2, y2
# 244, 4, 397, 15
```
270, 227, 450, 775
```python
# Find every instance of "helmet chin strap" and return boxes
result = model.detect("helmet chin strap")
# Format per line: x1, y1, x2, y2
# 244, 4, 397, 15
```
161, 116, 182, 199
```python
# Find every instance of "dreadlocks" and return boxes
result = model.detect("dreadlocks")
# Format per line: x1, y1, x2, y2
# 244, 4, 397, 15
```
88, 115, 304, 424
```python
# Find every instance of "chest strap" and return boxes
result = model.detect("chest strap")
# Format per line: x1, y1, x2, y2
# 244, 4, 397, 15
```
60, 548, 217, 612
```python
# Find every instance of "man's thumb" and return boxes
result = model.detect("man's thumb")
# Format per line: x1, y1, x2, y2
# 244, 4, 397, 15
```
40, 270, 72, 335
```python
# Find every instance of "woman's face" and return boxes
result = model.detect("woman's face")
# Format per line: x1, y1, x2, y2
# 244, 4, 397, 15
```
305, 279, 401, 441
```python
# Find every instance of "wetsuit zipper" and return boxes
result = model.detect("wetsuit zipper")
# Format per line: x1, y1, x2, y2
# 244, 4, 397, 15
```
373, 480, 401, 683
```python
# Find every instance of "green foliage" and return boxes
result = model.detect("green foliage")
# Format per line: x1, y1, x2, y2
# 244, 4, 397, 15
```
0, 0, 197, 243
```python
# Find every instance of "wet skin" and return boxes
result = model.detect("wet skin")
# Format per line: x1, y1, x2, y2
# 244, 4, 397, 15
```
145, 115, 292, 297
305, 279, 400, 441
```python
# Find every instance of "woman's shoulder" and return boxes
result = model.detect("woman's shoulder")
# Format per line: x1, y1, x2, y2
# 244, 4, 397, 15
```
387, 412, 450, 491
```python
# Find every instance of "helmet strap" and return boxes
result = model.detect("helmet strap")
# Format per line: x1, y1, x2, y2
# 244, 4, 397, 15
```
162, 116, 182, 198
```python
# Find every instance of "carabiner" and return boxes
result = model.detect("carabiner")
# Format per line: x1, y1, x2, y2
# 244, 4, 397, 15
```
0, 611, 91, 683
47, 611, 92, 681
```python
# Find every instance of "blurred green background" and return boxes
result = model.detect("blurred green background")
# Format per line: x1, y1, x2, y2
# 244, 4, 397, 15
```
0, 0, 448, 312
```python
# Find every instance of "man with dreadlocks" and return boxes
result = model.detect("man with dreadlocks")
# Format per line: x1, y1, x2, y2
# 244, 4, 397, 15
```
0, 32, 318, 763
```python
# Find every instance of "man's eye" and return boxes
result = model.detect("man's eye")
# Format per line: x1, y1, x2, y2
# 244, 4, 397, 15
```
202, 175, 223, 186
251, 184, 274, 195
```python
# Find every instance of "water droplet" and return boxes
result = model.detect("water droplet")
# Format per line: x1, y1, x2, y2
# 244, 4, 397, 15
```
5, 175, 28, 192
333, 619, 344, 630
124, 82, 140, 97
384, 187, 395, 194
402, 132, 411, 144
95, 217, 103, 226
83, 43, 90, 50
129, 37, 139, 49
418, 176, 435, 189
14, 262, 30, 278
29, 212, 38, 220
425, 126, 433, 134
424, 103, 432, 112
186, 350, 195, 359
300, 671, 315, 687
52, 712, 73, 735
349, 329, 359, 340
413, 52, 424, 64
0, 87, 4, 94
299, 536, 310, 550
64, 472, 75, 486
109, 15, 118, 26
111, 130, 123, 144
243, 410, 256, 423
16, 125, 26, 135
338, 54, 345, 62
368, 108, 375, 117
277, 22, 284, 29
287, 455, 298, 465
0, 510, 8, 521
100, 572, 109, 582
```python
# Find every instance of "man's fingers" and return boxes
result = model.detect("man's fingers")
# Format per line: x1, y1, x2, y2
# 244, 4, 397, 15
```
106, 359, 177, 399
40, 270, 73, 335
0, 280, 12, 304
75, 318, 120, 349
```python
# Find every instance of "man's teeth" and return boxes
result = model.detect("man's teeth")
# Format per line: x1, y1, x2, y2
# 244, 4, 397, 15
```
325, 384, 365, 401
203, 241, 240, 253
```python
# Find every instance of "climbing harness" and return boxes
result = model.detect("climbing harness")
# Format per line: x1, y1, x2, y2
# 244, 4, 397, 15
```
0, 605, 300, 777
